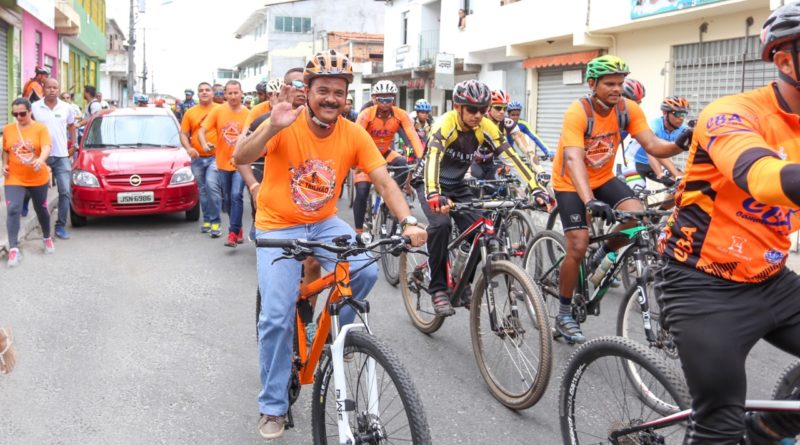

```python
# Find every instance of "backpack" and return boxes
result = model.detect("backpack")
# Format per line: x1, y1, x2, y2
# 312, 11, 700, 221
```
579, 94, 630, 166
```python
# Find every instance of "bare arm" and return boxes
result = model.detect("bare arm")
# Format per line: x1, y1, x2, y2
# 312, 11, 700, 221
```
233, 120, 276, 165
635, 129, 683, 159
197, 127, 210, 152
564, 146, 594, 203
2, 151, 8, 176
369, 166, 411, 222
68, 123, 77, 156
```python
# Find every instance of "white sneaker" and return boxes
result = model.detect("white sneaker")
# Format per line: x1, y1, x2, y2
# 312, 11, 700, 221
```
7, 248, 21, 267
43, 237, 55, 254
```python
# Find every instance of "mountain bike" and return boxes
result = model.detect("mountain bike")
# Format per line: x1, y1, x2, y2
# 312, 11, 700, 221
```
398, 198, 552, 409
559, 336, 800, 444
256, 234, 432, 444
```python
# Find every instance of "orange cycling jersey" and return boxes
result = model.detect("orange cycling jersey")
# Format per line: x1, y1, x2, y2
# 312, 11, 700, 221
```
552, 98, 649, 192
658, 84, 800, 283
356, 105, 424, 162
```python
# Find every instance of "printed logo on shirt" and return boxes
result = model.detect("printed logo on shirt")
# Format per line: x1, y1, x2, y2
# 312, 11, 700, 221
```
290, 159, 336, 213
220, 121, 241, 145
12, 139, 35, 164
584, 131, 615, 168
764, 249, 786, 265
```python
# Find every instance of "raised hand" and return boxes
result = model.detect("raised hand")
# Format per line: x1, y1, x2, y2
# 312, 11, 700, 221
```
270, 84, 305, 130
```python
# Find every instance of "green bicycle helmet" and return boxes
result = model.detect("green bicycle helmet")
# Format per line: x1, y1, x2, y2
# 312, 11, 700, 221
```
586, 55, 630, 81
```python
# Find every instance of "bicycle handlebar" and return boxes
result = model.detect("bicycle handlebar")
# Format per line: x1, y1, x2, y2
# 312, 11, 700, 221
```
256, 234, 413, 257
450, 199, 526, 211
612, 209, 673, 220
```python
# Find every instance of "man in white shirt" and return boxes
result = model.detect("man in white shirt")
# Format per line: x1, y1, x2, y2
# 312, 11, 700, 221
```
32, 78, 77, 240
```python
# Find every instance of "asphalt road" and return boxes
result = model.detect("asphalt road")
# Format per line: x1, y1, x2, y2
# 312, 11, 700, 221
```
1, 199, 796, 444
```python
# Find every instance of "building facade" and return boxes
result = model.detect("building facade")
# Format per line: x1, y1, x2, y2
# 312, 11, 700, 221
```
99, 18, 128, 106
0, 1, 23, 126
62, 0, 106, 108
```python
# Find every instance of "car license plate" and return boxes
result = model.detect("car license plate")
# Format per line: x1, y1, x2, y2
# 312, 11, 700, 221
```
117, 191, 154, 204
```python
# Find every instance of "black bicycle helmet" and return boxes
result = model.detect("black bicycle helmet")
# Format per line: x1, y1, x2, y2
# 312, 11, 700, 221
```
761, 2, 800, 61
452, 80, 491, 107
256, 80, 268, 93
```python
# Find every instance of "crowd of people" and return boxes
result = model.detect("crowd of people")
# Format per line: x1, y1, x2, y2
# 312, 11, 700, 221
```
5, 5, 800, 444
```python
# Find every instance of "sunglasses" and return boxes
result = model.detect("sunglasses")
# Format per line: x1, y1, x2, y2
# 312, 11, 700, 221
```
213, 91, 225, 96
671, 111, 688, 118
464, 105, 489, 115
12, 111, 27, 118
376, 97, 395, 104
290, 80, 304, 89
492, 105, 507, 112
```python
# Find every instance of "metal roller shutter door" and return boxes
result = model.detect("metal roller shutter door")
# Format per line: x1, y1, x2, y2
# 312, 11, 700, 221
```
672, 36, 776, 168
0, 21, 7, 127
536, 67, 588, 156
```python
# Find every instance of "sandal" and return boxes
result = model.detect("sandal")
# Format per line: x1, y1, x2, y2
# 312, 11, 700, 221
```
431, 291, 455, 317
0, 327, 17, 375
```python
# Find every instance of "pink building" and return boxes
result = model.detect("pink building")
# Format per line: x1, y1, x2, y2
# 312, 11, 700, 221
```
22, 11, 58, 83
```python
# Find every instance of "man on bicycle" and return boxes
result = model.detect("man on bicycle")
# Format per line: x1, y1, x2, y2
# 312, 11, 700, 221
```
232, 49, 427, 440
506, 100, 553, 161
352, 80, 424, 233
552, 55, 689, 343
411, 99, 434, 153
629, 96, 686, 187
417, 79, 550, 316
657, 4, 800, 442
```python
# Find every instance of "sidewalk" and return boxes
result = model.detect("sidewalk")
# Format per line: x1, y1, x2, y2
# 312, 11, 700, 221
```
0, 176, 59, 257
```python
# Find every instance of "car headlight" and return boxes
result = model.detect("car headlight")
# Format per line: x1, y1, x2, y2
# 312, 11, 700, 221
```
170, 166, 194, 185
72, 169, 100, 188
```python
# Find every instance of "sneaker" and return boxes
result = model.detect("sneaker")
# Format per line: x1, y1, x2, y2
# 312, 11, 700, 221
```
257, 414, 286, 440
210, 223, 222, 238
555, 314, 587, 344
224, 231, 238, 248
237, 228, 244, 244
200, 222, 211, 234
43, 237, 55, 254
54, 226, 70, 240
6, 248, 21, 268
431, 291, 455, 317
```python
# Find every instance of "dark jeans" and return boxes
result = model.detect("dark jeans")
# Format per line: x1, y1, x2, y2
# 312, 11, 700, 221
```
416, 182, 479, 294
5, 184, 50, 248
658, 261, 800, 444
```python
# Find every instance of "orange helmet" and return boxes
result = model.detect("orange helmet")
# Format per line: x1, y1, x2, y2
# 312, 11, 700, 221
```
660, 96, 689, 113
491, 89, 510, 105
304, 49, 354, 85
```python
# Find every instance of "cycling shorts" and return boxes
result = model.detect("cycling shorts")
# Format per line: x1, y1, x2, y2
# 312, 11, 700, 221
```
554, 177, 635, 232
634, 162, 672, 185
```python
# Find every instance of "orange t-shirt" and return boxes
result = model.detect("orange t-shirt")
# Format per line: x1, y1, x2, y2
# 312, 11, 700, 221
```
181, 103, 218, 157
255, 112, 387, 230
244, 101, 272, 130
356, 105, 424, 160
658, 84, 800, 283
2, 122, 52, 187
552, 98, 649, 191
23, 80, 44, 102
201, 104, 249, 171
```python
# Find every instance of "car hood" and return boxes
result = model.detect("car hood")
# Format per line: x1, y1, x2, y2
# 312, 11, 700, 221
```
81, 148, 190, 175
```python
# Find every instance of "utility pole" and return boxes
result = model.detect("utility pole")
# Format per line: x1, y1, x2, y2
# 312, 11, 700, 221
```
127, 0, 136, 103
140, 28, 148, 94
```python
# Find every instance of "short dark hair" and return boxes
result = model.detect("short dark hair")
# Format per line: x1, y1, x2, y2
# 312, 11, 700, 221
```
198, 82, 211, 90
212, 83, 223, 89
224, 80, 241, 91
84, 85, 97, 97
12, 97, 31, 110
284, 67, 304, 84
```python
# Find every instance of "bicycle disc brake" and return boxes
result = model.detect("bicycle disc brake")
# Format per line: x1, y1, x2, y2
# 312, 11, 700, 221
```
572, 295, 588, 324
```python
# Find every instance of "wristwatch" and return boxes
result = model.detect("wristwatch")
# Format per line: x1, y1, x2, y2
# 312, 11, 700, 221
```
400, 215, 418, 230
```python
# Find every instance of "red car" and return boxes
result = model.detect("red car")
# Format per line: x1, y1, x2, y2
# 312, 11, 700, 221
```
70, 107, 199, 226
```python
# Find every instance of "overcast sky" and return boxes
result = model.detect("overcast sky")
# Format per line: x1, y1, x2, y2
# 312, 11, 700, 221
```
106, 0, 262, 96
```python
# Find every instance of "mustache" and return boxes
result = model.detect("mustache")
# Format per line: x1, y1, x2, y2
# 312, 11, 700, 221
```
320, 101, 339, 109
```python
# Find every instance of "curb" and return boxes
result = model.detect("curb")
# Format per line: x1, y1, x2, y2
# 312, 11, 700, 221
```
0, 192, 59, 258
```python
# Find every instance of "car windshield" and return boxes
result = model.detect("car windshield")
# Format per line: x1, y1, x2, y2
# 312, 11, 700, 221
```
83, 115, 180, 148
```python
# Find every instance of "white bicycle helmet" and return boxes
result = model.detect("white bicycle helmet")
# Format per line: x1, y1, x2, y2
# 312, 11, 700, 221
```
266, 78, 283, 93
371, 80, 398, 95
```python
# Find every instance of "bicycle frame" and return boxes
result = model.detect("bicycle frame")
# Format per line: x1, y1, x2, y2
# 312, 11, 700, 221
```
608, 400, 800, 444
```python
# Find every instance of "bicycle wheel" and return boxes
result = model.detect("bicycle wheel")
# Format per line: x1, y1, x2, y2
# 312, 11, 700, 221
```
502, 209, 537, 268
523, 230, 567, 330
616, 271, 686, 410
773, 361, 800, 400
347, 170, 355, 208
399, 245, 445, 334
559, 336, 691, 445
378, 206, 401, 286
311, 330, 432, 445
470, 259, 553, 409
545, 204, 562, 232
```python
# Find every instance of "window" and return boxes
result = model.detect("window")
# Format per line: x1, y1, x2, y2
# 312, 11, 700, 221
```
274, 16, 311, 33
84, 115, 180, 148
401, 11, 408, 45
35, 31, 42, 66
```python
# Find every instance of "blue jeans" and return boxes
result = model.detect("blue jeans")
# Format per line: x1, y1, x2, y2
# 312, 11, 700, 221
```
46, 156, 72, 229
190, 156, 221, 224
255, 216, 379, 416
218, 169, 244, 234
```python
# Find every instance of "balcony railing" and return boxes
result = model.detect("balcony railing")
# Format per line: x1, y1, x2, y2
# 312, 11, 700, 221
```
419, 30, 439, 67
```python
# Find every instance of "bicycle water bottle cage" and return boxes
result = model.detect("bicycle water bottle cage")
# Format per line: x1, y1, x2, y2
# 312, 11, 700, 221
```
333, 234, 351, 246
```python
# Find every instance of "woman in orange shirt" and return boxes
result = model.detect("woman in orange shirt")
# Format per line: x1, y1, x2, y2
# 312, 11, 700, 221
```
2, 98, 54, 267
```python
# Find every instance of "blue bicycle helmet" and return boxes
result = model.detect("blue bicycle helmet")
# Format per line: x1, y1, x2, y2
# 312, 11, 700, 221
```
507, 100, 523, 111
414, 99, 432, 111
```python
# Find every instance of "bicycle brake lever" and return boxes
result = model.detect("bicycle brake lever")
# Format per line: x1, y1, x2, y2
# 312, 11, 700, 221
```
271, 254, 294, 265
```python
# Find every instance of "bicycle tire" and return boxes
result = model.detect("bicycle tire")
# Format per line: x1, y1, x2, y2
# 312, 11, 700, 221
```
546, 204, 560, 231
310, 331, 432, 445
378, 206, 401, 286
470, 260, 553, 409
347, 170, 355, 208
559, 336, 691, 445
503, 209, 538, 268
616, 271, 685, 410
399, 247, 445, 334
773, 360, 800, 400
523, 230, 567, 330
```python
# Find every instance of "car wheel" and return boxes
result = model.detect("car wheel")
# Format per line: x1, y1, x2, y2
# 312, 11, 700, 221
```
185, 202, 200, 221
70, 207, 87, 227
